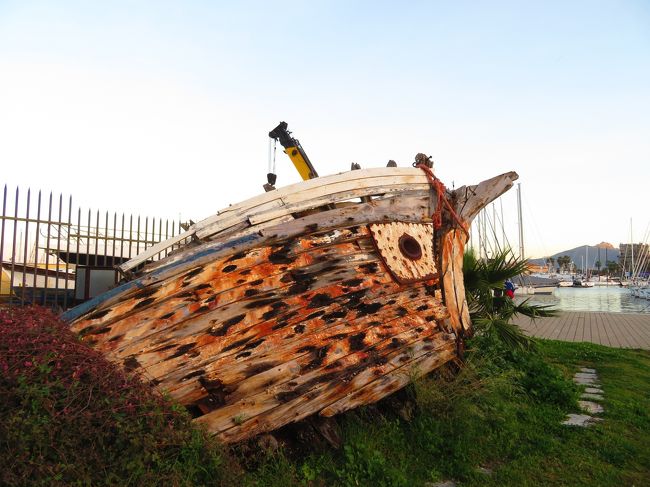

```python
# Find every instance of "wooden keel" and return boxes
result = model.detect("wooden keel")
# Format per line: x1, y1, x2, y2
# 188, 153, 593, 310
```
442, 169, 519, 335
441, 229, 471, 335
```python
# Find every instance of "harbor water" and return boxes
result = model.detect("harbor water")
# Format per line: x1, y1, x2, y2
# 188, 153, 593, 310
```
515, 287, 650, 314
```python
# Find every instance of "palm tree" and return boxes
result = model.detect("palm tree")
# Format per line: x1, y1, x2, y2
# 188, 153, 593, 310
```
464, 249, 556, 350
606, 260, 619, 276
556, 255, 571, 273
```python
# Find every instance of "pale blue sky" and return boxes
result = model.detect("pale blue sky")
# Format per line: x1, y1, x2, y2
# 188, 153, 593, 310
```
1, 1, 649, 257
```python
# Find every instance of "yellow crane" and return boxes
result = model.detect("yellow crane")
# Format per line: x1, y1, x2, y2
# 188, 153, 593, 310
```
268, 121, 319, 183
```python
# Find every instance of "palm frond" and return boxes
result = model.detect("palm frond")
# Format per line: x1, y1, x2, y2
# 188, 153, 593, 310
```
511, 298, 558, 319
462, 250, 481, 293
463, 248, 555, 351
477, 249, 529, 290
472, 313, 536, 351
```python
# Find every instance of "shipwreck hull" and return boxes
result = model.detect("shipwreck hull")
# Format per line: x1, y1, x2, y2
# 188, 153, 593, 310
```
63, 167, 517, 443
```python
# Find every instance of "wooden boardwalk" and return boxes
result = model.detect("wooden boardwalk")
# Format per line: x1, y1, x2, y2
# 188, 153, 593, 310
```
512, 312, 650, 350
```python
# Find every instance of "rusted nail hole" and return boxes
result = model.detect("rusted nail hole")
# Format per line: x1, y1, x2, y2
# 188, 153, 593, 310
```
398, 233, 422, 260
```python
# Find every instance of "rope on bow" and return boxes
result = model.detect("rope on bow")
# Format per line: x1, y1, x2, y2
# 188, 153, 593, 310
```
415, 163, 469, 240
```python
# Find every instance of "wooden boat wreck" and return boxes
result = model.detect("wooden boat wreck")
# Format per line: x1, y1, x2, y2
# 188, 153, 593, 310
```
63, 161, 518, 443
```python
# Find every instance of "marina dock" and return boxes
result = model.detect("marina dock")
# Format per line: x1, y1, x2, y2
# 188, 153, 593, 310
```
512, 312, 650, 350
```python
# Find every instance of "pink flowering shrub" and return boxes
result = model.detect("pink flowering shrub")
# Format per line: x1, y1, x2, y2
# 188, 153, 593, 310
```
0, 306, 241, 486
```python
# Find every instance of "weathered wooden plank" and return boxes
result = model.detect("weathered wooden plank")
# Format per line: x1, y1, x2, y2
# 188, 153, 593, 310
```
221, 307, 440, 404
193, 324, 447, 436
320, 345, 457, 417
252, 182, 430, 224
145, 224, 374, 285
260, 195, 432, 242
90, 250, 385, 358
192, 318, 443, 423
117, 228, 195, 273
113, 254, 395, 370
195, 179, 430, 241
199, 167, 428, 224
558, 314, 574, 341
512, 312, 650, 350
246, 182, 429, 227
160, 289, 449, 404
211, 331, 457, 443
143, 279, 439, 390
118, 184, 298, 272
236, 214, 296, 239
75, 246, 293, 336
170, 306, 445, 416
440, 229, 470, 334
131, 194, 431, 283
283, 176, 427, 206
454, 171, 519, 222
143, 283, 429, 385
72, 227, 375, 331
435, 173, 519, 337
114, 237, 376, 333
616, 314, 642, 348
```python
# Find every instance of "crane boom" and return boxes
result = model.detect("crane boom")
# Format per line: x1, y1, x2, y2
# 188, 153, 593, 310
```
268, 121, 319, 180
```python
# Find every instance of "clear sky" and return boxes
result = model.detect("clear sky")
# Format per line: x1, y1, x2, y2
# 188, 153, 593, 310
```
1, 0, 649, 258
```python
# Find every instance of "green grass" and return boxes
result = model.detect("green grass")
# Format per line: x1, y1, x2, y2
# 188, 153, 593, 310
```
248, 338, 650, 486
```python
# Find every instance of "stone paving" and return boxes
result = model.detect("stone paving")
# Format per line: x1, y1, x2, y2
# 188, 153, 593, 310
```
563, 367, 605, 427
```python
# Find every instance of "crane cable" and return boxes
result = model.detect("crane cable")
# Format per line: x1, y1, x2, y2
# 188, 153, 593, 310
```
267, 138, 278, 176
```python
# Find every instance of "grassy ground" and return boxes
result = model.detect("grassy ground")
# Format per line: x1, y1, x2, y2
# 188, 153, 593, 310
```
3, 307, 649, 486
247, 338, 650, 487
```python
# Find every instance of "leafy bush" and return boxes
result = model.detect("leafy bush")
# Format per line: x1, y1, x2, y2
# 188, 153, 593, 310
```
0, 306, 242, 486
467, 332, 578, 409
514, 353, 578, 409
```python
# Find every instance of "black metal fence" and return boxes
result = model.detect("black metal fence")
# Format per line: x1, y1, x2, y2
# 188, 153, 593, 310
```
1, 184, 187, 309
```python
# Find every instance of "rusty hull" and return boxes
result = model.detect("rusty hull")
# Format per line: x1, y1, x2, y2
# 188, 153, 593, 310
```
65, 168, 518, 443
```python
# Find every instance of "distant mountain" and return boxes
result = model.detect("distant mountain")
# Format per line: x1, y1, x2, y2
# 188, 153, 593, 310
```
529, 244, 620, 271
594, 242, 615, 249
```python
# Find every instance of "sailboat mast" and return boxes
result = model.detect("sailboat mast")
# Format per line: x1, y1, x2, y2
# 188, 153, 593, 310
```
492, 203, 499, 253
517, 183, 524, 260
500, 198, 506, 249
630, 218, 634, 279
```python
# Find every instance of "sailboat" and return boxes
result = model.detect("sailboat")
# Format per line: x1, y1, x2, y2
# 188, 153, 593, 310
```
510, 184, 557, 295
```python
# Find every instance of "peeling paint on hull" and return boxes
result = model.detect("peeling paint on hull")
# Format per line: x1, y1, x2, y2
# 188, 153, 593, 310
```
65, 167, 518, 443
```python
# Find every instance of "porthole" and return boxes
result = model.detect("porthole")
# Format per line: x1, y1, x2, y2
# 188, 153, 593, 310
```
398, 233, 422, 261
